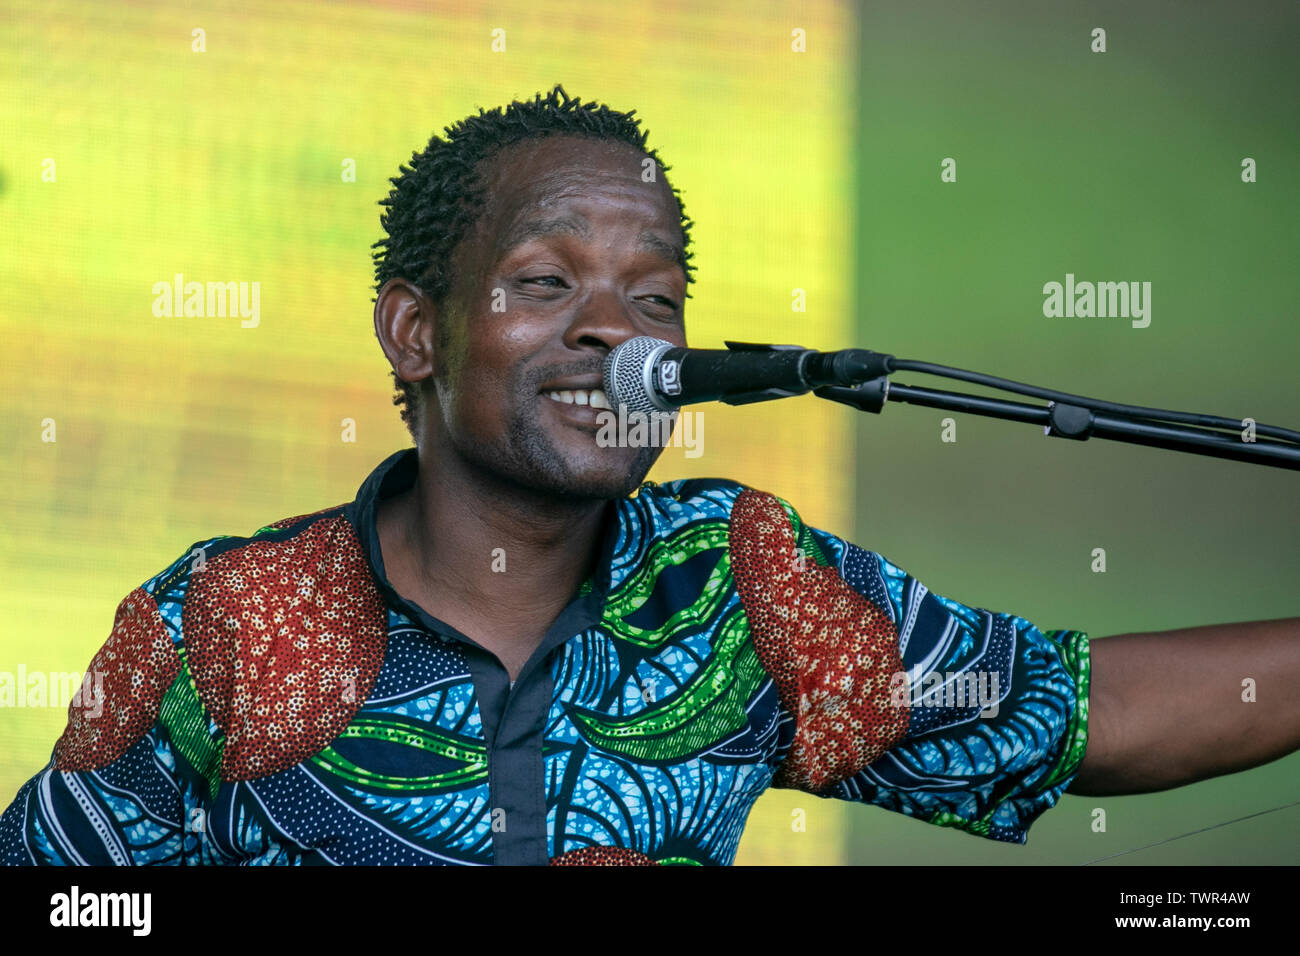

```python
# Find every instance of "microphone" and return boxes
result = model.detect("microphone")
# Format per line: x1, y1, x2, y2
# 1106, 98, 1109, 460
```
602, 337, 894, 414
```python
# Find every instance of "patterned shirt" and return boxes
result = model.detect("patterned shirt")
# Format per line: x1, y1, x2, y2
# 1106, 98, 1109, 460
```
0, 448, 1091, 865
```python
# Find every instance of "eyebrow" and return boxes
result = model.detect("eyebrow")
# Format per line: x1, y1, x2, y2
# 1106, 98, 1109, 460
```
637, 231, 686, 271
498, 217, 591, 256
497, 217, 685, 273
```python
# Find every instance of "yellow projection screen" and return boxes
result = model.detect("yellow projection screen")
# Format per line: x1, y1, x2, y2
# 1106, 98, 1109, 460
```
0, 1, 854, 864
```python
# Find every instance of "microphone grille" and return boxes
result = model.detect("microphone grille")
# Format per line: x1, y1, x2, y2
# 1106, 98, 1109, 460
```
603, 336, 674, 416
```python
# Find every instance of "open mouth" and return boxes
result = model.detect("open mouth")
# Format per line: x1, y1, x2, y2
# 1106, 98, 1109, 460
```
542, 387, 612, 410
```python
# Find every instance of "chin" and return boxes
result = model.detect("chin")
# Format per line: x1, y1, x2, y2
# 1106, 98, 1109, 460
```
541, 459, 653, 501
497, 411, 663, 500
529, 446, 661, 501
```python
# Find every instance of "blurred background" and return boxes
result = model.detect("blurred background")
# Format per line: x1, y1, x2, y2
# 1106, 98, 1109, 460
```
0, 0, 1296, 864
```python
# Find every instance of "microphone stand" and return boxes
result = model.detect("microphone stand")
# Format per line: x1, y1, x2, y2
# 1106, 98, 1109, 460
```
721, 342, 1300, 472
815, 379, 1300, 471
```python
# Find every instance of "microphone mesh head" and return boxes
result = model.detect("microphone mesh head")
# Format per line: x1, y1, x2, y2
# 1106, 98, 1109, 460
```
603, 336, 674, 416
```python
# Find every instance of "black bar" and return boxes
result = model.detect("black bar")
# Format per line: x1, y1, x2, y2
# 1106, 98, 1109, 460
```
817, 380, 1300, 471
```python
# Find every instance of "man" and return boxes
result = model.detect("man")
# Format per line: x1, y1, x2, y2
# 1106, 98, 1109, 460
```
2, 85, 1296, 866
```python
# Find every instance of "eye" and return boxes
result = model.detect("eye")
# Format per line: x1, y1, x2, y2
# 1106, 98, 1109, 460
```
639, 294, 681, 318
521, 275, 567, 288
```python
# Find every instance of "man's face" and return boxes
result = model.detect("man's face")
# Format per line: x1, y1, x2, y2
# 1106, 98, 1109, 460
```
431, 134, 689, 500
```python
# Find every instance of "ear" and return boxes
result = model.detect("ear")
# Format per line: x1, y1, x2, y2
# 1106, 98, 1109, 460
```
373, 278, 441, 388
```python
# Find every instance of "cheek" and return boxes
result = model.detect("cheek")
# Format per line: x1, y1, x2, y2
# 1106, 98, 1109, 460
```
442, 330, 531, 438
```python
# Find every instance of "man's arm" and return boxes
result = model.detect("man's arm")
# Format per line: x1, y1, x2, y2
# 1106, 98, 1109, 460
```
1070, 617, 1300, 796
0, 587, 197, 865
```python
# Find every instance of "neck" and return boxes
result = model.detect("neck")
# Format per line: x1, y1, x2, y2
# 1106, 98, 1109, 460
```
391, 444, 610, 620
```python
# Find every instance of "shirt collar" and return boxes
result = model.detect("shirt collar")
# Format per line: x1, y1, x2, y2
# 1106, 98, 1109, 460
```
343, 447, 615, 632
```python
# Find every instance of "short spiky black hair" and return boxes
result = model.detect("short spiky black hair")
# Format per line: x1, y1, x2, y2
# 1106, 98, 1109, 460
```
371, 83, 696, 443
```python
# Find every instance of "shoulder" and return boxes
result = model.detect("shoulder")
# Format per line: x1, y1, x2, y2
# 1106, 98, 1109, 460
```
57, 502, 388, 781
636, 479, 905, 791
624, 476, 842, 582
639, 477, 818, 548
160, 503, 388, 778
141, 503, 357, 604
638, 476, 797, 522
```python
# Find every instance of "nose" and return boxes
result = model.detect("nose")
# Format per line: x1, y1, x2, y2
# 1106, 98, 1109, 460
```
560, 285, 644, 355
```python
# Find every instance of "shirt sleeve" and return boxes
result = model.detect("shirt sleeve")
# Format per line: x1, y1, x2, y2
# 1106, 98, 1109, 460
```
727, 487, 1091, 845
0, 584, 208, 865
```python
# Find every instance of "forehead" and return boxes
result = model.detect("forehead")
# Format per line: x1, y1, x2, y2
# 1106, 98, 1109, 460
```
474, 135, 682, 249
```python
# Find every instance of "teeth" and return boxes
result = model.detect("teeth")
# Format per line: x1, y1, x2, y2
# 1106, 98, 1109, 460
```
546, 388, 610, 409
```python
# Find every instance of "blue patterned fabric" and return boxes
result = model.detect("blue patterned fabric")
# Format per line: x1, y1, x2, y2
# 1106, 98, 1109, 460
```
0, 449, 1090, 865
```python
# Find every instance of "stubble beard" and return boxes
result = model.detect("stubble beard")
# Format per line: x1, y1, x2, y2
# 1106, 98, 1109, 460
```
449, 365, 661, 504
500, 397, 660, 501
